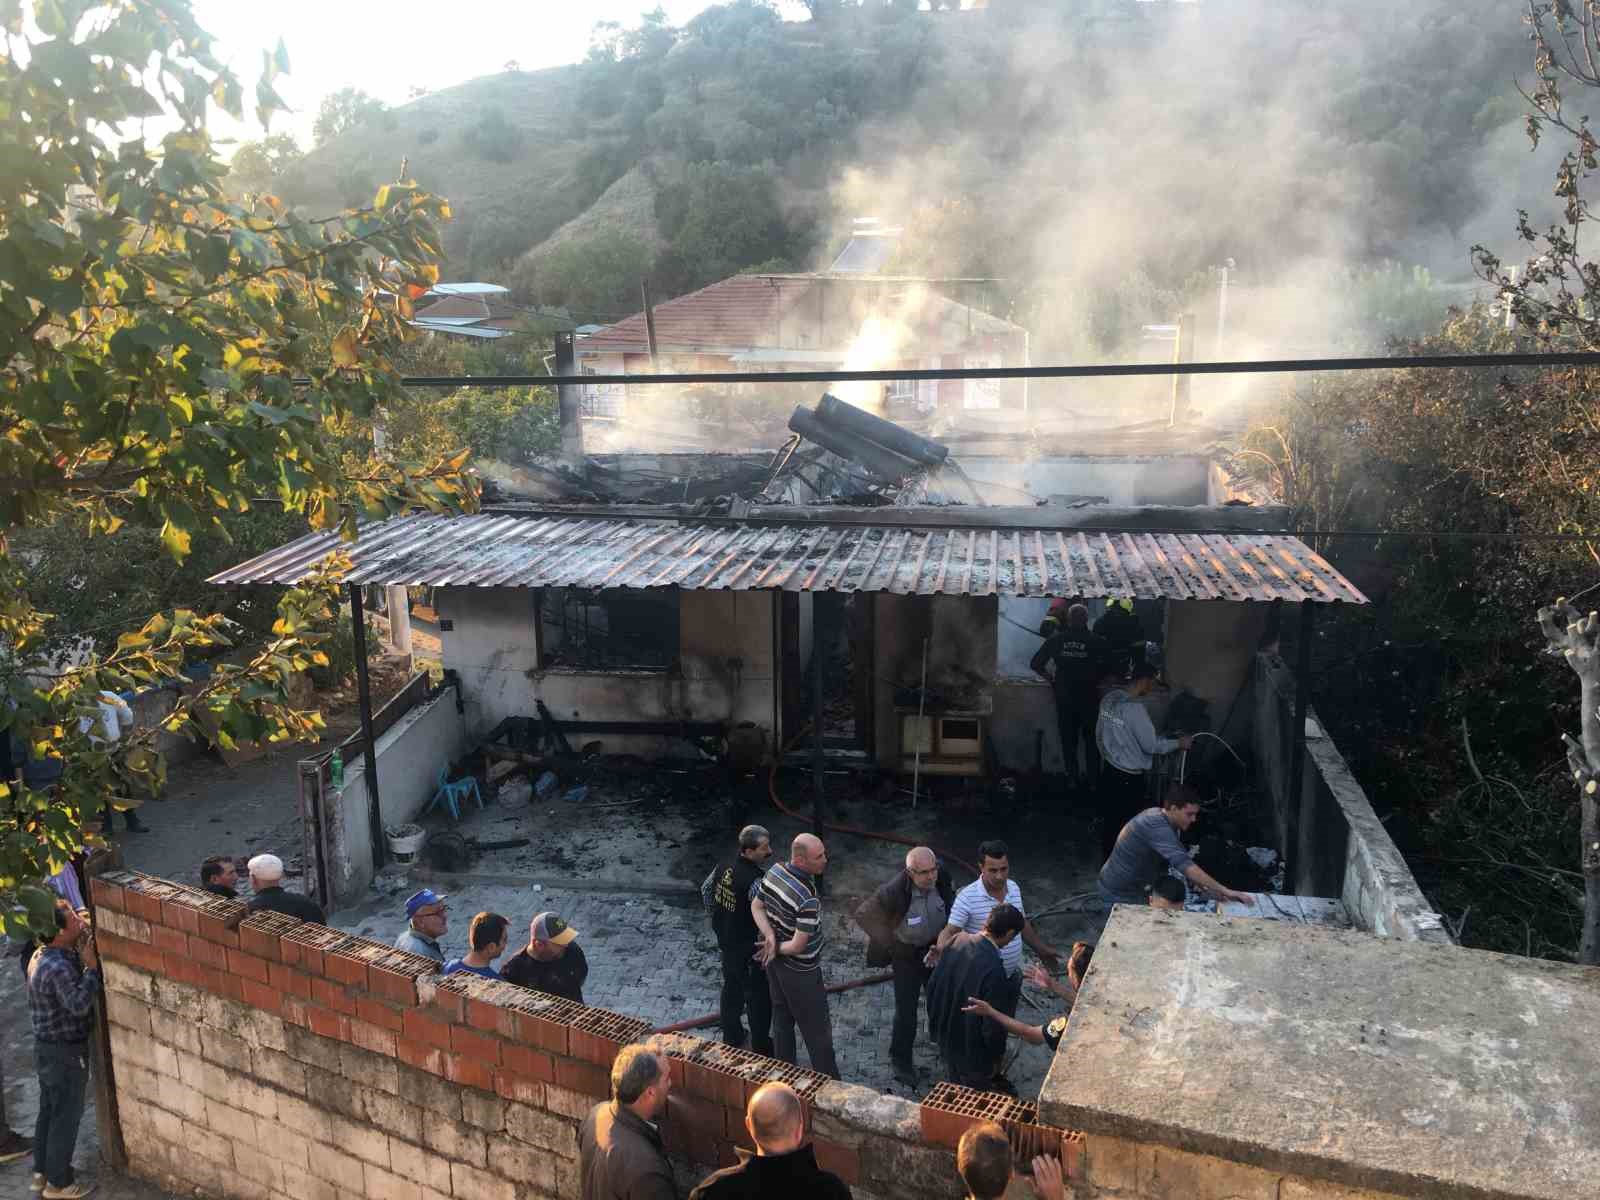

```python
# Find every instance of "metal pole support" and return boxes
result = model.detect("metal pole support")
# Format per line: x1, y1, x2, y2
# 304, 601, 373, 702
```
349, 584, 385, 873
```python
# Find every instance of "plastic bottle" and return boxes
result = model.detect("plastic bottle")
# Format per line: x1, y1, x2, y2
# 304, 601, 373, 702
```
330, 749, 344, 789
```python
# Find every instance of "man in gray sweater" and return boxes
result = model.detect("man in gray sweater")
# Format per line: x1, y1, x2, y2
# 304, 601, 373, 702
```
1094, 662, 1191, 861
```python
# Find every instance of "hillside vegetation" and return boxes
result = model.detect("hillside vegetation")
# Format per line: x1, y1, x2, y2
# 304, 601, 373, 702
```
266, 0, 1533, 353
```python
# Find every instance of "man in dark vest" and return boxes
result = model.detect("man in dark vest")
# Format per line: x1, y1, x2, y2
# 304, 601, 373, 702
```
701, 824, 774, 1054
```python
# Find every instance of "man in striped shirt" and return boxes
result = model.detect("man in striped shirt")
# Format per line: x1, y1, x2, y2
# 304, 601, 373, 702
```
751, 834, 840, 1079
930, 840, 1062, 1022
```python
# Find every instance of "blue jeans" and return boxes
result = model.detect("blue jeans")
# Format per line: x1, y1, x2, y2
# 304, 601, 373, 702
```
34, 1040, 88, 1187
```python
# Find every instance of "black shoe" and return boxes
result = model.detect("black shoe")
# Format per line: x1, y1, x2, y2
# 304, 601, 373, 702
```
892, 1059, 918, 1087
0, 1128, 32, 1164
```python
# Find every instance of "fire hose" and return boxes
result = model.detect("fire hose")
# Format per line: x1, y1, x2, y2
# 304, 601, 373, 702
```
652, 971, 895, 1034
651, 727, 979, 1034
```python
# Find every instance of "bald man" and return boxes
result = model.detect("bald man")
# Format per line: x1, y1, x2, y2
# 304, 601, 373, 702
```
751, 834, 839, 1078
855, 846, 954, 1087
688, 1083, 851, 1200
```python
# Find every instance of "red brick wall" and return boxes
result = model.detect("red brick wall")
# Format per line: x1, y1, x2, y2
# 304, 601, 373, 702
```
91, 870, 1081, 1200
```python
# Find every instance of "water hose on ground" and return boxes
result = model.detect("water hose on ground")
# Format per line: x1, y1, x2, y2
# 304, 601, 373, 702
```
765, 724, 980, 878
651, 971, 895, 1034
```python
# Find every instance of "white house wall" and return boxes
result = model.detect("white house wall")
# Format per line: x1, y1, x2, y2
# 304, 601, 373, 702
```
435, 587, 778, 759
327, 690, 469, 906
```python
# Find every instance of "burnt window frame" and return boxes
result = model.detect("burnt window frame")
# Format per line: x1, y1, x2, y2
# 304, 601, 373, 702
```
536, 586, 680, 672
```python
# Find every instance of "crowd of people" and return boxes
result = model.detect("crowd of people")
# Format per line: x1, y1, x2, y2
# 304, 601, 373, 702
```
0, 604, 1248, 1198
576, 1041, 1069, 1200
698, 772, 1245, 1095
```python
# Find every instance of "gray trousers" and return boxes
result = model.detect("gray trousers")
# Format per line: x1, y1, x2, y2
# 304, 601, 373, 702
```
767, 958, 840, 1079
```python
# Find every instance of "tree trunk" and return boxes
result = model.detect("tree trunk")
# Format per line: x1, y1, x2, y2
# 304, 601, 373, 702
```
1578, 667, 1600, 965
1538, 603, 1600, 963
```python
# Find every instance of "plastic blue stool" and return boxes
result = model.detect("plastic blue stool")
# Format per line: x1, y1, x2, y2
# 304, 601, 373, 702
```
425, 767, 482, 820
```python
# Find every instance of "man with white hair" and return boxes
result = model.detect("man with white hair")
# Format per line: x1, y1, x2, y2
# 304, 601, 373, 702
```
855, 846, 953, 1087
244, 854, 325, 923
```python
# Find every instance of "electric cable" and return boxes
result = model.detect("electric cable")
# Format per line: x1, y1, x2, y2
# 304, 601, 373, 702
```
375, 347, 1600, 390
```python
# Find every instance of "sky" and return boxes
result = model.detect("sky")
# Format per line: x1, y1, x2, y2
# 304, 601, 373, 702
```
190, 0, 809, 146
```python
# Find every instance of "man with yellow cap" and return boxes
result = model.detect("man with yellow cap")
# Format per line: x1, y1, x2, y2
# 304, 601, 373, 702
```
501, 911, 588, 1003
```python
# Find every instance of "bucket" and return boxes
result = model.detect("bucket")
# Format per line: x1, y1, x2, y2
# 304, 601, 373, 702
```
386, 823, 426, 861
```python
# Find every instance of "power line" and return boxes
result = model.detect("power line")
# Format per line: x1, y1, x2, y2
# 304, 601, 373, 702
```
378, 349, 1600, 389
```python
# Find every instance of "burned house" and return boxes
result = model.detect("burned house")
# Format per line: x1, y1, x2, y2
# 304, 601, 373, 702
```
573, 273, 1029, 449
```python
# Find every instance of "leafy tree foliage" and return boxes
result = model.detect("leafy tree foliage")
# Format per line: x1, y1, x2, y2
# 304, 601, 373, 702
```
0, 0, 475, 930
1464, 0, 1600, 964
521, 229, 657, 321
313, 86, 389, 146
652, 163, 810, 295
228, 132, 305, 195
1237, 309, 1600, 962
461, 106, 522, 164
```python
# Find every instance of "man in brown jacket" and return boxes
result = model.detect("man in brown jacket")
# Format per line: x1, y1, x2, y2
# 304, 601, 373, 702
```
855, 846, 955, 1087
580, 1043, 676, 1200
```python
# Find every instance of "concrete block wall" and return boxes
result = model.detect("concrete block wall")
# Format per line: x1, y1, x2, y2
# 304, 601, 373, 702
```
328, 689, 469, 906
1073, 1134, 1413, 1200
89, 870, 1080, 1200
1251, 654, 1448, 943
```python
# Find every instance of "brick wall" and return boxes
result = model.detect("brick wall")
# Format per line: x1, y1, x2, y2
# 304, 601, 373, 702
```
89, 870, 1082, 1200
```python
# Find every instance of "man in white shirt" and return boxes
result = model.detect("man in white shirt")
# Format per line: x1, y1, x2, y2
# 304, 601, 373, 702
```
81, 691, 147, 834
929, 840, 1062, 1021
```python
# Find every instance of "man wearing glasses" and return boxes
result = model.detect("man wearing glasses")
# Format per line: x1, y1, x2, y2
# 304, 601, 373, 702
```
855, 846, 954, 1088
395, 889, 448, 963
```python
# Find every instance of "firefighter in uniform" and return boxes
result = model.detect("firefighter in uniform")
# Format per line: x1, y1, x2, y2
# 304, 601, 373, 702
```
1030, 603, 1108, 797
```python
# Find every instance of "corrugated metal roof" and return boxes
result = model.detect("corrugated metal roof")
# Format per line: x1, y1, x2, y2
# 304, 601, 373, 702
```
208, 513, 1367, 603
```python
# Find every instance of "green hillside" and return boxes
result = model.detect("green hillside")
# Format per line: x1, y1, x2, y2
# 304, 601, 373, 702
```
270, 0, 1536, 352
281, 66, 598, 274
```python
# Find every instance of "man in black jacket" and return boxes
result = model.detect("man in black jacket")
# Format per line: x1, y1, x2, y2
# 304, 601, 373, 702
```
688, 1082, 850, 1200
855, 846, 954, 1087
701, 824, 774, 1054
1030, 603, 1107, 797
926, 903, 1025, 1090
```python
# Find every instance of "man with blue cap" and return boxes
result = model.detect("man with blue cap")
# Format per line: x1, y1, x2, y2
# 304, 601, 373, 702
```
395, 889, 448, 963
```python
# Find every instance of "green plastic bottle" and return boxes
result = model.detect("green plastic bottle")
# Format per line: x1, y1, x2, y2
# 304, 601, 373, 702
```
330, 748, 344, 789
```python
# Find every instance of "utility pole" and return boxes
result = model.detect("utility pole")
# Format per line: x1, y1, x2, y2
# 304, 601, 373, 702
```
812, 639, 825, 838
554, 331, 584, 473
641, 280, 660, 367
349, 585, 385, 873
1169, 312, 1195, 426
1215, 258, 1234, 358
